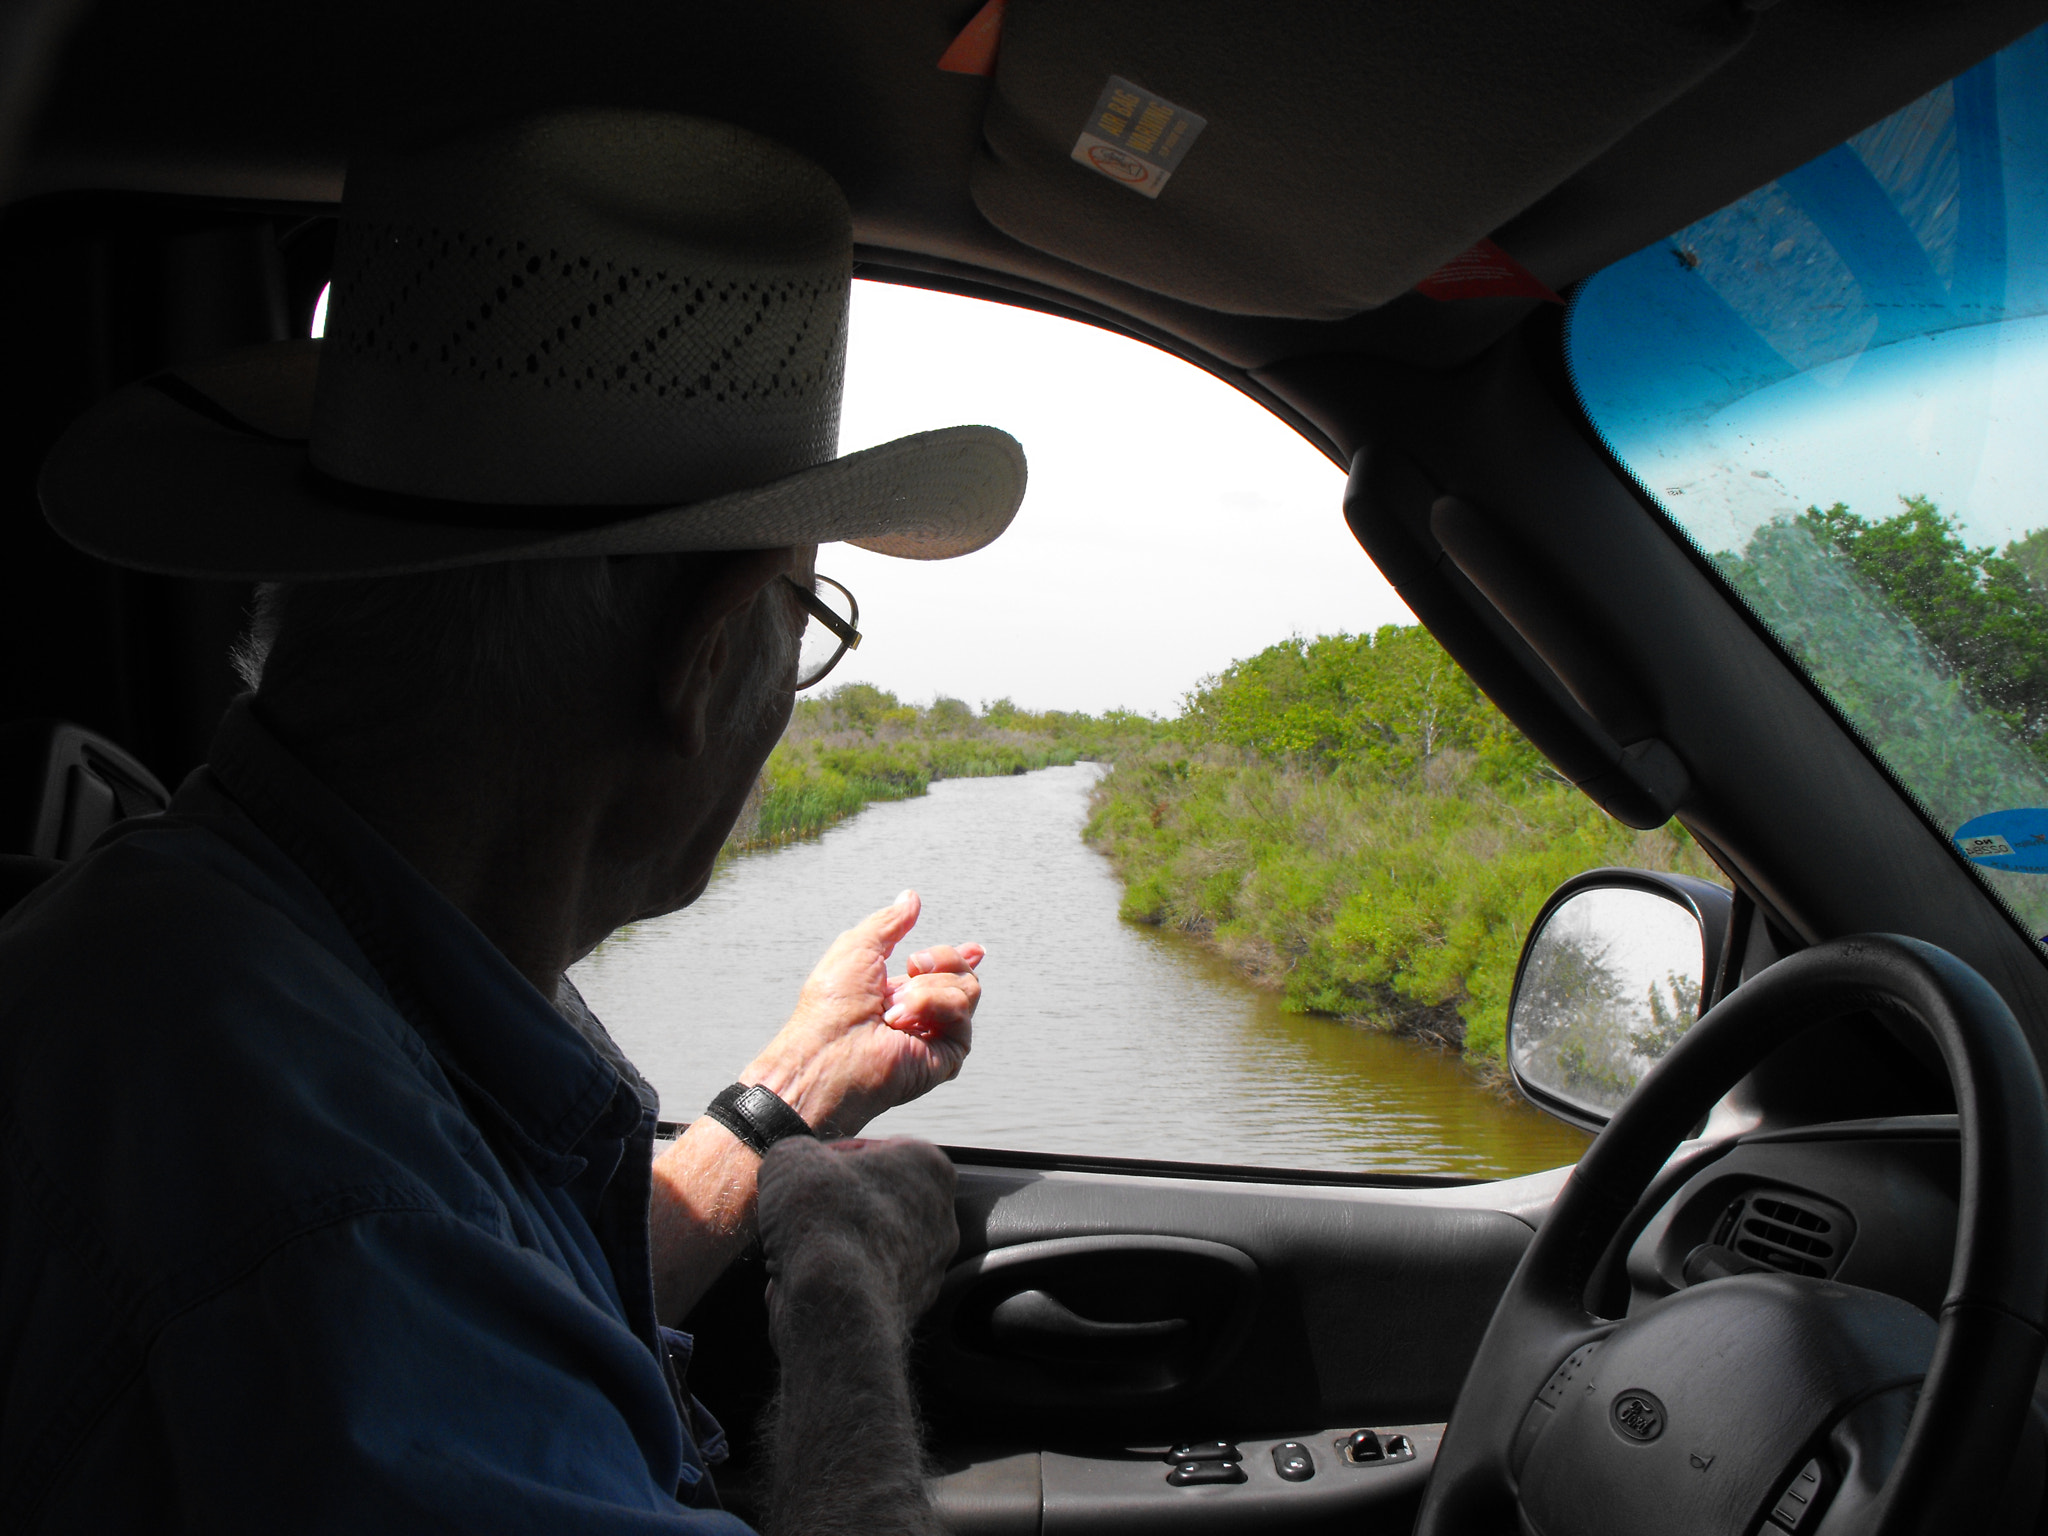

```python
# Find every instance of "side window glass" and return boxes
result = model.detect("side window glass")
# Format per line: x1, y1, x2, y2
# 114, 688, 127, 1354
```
1568, 27, 2048, 937
575, 281, 1705, 1175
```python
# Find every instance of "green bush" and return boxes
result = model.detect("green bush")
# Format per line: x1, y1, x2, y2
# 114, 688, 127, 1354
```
1794, 498, 2048, 758
1711, 498, 2048, 936
1180, 626, 1544, 785
726, 684, 1164, 852
1087, 628, 1715, 1063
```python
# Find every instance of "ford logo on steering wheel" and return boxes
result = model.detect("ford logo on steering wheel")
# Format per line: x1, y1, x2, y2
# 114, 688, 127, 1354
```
1610, 1390, 1666, 1443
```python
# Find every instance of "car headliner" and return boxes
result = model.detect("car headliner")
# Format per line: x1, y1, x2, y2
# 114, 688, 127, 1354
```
9, 0, 2047, 401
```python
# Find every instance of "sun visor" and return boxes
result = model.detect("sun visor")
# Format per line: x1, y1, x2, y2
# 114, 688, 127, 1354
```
966, 0, 1755, 320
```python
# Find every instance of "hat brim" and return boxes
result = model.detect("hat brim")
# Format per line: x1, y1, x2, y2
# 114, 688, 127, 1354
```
38, 347, 1026, 580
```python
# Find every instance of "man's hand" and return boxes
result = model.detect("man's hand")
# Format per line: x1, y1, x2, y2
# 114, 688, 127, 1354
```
648, 890, 979, 1323
741, 889, 983, 1136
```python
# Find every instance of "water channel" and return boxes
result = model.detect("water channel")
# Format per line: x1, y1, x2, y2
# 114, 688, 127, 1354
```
571, 763, 1592, 1180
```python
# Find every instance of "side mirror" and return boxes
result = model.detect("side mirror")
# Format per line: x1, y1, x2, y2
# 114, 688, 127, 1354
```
1506, 869, 1733, 1129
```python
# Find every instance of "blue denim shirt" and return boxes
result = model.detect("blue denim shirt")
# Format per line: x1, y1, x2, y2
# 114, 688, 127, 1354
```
0, 701, 753, 1534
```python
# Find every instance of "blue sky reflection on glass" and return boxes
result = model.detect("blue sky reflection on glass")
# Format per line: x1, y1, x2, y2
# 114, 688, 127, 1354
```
1568, 27, 2048, 556
1568, 25, 2048, 928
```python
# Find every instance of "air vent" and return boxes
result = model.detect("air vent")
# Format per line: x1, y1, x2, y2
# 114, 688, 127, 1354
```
1710, 1190, 1845, 1279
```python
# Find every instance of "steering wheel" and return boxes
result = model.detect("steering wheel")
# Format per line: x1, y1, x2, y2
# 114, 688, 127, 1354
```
1415, 934, 2048, 1536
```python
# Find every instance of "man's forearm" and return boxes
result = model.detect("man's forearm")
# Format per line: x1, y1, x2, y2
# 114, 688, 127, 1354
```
647, 1046, 866, 1322
648, 1117, 762, 1323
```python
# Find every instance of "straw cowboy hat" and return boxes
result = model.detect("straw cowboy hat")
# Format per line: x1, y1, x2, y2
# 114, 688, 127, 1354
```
36, 112, 1027, 579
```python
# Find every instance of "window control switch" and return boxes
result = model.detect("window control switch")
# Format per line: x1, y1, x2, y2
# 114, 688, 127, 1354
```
1164, 1440, 1240, 1463
1167, 1459, 1247, 1486
1272, 1442, 1315, 1481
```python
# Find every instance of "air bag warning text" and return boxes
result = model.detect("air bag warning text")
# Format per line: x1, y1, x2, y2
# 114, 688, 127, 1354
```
1954, 808, 2048, 872
1071, 75, 1206, 199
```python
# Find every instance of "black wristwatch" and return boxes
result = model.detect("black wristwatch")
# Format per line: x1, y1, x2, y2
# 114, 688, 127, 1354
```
703, 1081, 816, 1156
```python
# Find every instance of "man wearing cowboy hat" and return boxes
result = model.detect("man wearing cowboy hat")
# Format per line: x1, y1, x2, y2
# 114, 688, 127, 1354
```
0, 114, 1025, 1533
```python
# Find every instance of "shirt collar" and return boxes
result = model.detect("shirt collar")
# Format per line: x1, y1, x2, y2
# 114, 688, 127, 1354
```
196, 697, 634, 1182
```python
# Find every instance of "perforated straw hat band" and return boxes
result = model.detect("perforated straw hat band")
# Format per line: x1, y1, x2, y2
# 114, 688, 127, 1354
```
37, 112, 1027, 580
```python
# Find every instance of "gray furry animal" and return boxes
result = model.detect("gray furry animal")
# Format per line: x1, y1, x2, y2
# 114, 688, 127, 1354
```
757, 1137, 960, 1536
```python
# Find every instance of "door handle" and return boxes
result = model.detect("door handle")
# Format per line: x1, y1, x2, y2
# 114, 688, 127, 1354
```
930, 1234, 1258, 1403
988, 1289, 1190, 1348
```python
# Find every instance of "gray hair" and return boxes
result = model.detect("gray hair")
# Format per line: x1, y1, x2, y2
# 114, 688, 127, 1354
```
235, 553, 794, 740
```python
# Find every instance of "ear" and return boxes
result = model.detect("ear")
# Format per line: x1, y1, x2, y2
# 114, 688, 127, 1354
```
655, 548, 797, 757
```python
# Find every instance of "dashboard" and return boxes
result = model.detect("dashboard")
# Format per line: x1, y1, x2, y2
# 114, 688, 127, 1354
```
1624, 1117, 1962, 1320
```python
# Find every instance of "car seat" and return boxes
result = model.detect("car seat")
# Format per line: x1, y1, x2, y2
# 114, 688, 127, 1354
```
0, 720, 170, 916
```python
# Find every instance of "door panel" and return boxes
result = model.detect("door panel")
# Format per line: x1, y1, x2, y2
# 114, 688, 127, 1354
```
680, 1156, 1564, 1532
935, 1165, 1544, 1441
929, 1233, 1260, 1410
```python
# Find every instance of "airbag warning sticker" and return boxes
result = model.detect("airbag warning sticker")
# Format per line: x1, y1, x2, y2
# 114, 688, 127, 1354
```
1954, 808, 2048, 872
1072, 76, 1206, 199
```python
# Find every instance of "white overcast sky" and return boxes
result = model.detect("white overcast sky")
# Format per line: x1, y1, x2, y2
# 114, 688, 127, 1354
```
829, 281, 1414, 717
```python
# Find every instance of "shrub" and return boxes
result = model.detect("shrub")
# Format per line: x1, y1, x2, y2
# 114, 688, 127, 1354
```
726, 684, 1164, 852
1088, 628, 1715, 1063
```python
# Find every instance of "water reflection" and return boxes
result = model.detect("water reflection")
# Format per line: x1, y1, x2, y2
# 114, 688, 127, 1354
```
571, 764, 1590, 1179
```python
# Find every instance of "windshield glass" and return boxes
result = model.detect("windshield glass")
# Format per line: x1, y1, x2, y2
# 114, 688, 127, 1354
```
1567, 26, 2048, 936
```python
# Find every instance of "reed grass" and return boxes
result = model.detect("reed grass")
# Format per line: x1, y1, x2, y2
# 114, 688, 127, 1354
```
725, 684, 1162, 853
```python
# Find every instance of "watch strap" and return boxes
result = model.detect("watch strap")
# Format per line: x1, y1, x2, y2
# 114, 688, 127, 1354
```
704, 1081, 816, 1156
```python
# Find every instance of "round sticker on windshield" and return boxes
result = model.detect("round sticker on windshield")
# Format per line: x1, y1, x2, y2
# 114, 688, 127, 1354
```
1953, 809, 2048, 873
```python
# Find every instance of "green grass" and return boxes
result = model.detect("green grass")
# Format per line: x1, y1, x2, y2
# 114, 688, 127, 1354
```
726, 684, 1163, 853
1082, 628, 1717, 1065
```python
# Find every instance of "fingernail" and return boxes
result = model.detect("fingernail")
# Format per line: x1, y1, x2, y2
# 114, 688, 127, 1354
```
883, 1005, 905, 1025
897, 889, 914, 906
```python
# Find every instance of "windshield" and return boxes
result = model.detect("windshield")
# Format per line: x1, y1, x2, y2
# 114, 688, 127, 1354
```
1567, 26, 2048, 936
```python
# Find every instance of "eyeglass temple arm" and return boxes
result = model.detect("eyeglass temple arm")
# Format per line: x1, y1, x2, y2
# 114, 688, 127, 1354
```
785, 576, 861, 649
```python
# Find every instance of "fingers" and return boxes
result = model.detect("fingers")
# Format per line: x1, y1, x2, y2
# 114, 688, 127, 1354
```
886, 943, 983, 1006
882, 968, 980, 1038
843, 889, 921, 959
838, 887, 980, 979
883, 940, 985, 1036
905, 941, 985, 978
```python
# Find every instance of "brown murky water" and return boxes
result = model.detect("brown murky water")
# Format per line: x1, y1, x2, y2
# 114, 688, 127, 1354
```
571, 764, 1592, 1179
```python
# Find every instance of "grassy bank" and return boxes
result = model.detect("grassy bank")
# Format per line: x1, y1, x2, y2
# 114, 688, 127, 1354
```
1084, 627, 1716, 1067
728, 684, 1160, 852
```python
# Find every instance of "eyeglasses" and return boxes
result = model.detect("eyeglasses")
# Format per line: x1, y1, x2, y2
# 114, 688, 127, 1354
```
784, 573, 861, 691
